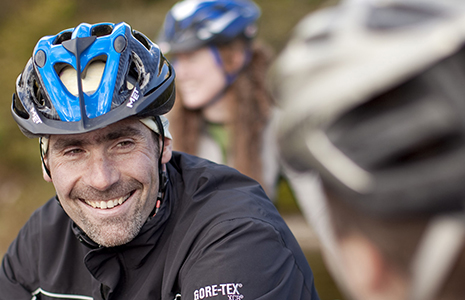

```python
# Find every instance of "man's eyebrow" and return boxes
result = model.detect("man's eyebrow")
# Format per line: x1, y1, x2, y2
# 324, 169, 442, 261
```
51, 126, 145, 151
104, 127, 144, 142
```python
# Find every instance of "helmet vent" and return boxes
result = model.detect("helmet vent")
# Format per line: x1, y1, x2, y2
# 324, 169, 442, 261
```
305, 32, 331, 45
158, 59, 170, 79
126, 54, 143, 89
367, 4, 439, 30
33, 79, 46, 107
54, 31, 72, 45
127, 61, 138, 89
12, 93, 30, 120
92, 24, 114, 37
56, 60, 106, 97
389, 134, 461, 169
132, 30, 151, 50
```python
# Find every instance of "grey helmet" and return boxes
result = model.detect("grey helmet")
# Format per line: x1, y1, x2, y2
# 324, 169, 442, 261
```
271, 1, 465, 300
272, 0, 465, 217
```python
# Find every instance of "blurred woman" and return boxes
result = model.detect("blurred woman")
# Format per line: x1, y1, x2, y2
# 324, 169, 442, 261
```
157, 0, 279, 197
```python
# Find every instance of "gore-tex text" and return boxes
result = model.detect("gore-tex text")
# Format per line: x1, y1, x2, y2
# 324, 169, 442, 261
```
194, 283, 244, 300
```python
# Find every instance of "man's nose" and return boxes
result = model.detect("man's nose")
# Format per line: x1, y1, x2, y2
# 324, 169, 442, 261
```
84, 153, 120, 191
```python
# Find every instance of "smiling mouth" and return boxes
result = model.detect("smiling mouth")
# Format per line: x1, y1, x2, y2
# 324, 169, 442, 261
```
83, 193, 132, 210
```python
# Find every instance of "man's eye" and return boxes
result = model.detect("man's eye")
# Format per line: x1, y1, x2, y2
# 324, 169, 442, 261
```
64, 148, 83, 156
117, 140, 134, 148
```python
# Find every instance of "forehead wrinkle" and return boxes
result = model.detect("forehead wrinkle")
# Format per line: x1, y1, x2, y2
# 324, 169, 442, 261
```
51, 137, 87, 152
103, 127, 145, 143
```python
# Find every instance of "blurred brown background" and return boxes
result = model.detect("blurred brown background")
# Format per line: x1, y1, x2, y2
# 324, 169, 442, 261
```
0, 0, 343, 298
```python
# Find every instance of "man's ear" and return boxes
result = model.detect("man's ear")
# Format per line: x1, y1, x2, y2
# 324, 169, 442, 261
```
228, 47, 247, 74
339, 234, 388, 300
221, 40, 247, 74
160, 137, 173, 164
338, 233, 408, 300
42, 158, 52, 182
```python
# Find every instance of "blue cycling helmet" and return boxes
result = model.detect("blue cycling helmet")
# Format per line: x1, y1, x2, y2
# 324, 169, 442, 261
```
12, 22, 176, 138
157, 0, 261, 53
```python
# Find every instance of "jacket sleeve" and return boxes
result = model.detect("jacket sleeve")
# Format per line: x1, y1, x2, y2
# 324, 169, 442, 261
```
0, 218, 39, 299
178, 218, 320, 300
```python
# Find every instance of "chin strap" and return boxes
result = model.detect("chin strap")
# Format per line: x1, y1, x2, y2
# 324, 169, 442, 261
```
409, 213, 465, 300
197, 45, 252, 109
39, 137, 52, 179
152, 116, 169, 217
154, 170, 169, 216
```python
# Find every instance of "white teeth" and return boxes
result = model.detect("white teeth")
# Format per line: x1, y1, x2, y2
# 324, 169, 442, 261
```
85, 200, 97, 208
84, 194, 130, 210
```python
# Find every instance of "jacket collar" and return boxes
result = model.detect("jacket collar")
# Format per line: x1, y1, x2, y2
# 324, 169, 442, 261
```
70, 186, 173, 293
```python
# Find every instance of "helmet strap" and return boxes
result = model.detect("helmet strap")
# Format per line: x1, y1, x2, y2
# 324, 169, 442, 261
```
39, 137, 52, 179
409, 213, 465, 300
152, 116, 169, 217
199, 44, 252, 109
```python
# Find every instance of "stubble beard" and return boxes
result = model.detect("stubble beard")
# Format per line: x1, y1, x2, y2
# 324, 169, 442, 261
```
69, 179, 151, 247
81, 207, 145, 247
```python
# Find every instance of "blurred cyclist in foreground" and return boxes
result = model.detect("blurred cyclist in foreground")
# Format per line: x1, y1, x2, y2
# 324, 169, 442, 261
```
272, 0, 465, 299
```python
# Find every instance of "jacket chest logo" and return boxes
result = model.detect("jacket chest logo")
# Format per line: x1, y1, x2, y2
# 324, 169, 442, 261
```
194, 283, 243, 300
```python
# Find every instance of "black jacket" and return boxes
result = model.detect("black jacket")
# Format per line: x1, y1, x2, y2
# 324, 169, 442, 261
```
0, 152, 320, 300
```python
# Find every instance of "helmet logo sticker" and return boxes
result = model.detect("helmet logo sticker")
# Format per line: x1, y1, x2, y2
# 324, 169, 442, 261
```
127, 88, 140, 108
30, 107, 43, 124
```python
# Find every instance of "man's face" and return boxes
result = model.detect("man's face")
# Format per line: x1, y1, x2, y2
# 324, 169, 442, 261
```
173, 46, 227, 109
44, 118, 162, 247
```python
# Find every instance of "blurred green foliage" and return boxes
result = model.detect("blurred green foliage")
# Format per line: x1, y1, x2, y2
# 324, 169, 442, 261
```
0, 0, 342, 298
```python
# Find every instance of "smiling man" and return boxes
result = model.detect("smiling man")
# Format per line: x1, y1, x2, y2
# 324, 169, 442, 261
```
45, 118, 165, 248
0, 22, 320, 300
